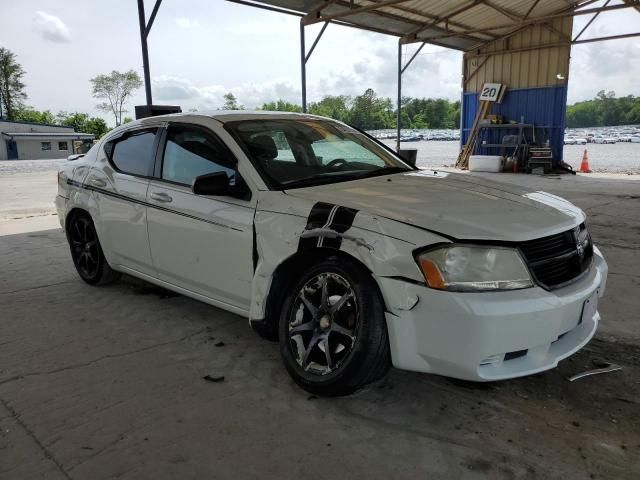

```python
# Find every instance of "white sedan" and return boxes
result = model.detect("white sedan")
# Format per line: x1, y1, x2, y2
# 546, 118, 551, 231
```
56, 112, 607, 395
591, 135, 616, 144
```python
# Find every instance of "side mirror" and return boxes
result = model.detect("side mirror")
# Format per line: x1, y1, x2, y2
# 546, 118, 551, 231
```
192, 172, 232, 196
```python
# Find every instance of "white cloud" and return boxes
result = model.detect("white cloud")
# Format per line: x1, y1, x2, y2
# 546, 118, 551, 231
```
153, 75, 301, 110
176, 18, 200, 29
33, 11, 71, 43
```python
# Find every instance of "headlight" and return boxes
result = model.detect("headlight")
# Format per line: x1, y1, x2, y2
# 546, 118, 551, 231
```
416, 245, 533, 292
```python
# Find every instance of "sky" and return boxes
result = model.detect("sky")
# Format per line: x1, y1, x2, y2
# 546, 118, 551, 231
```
0, 0, 639, 125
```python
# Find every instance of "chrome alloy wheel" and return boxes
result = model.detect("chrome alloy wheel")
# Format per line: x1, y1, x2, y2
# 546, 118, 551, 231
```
288, 272, 359, 375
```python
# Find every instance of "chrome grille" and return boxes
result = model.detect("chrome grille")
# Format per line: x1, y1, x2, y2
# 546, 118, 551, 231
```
519, 224, 593, 289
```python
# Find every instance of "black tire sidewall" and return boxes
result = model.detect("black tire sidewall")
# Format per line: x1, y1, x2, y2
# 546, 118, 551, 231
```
68, 214, 108, 285
278, 256, 388, 395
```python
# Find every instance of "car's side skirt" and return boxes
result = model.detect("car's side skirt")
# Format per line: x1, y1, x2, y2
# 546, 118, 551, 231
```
117, 264, 251, 318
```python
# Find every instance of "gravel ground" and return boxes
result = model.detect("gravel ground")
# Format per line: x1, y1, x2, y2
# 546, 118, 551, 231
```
0, 158, 66, 174
380, 140, 640, 174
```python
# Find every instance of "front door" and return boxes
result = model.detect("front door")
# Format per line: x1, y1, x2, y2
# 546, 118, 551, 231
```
146, 123, 254, 311
6, 140, 18, 159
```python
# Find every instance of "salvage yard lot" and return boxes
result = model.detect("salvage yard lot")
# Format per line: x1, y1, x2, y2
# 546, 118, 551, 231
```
1, 168, 639, 479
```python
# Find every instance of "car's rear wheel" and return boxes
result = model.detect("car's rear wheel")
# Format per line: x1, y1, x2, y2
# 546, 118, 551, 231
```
68, 213, 120, 285
279, 256, 390, 396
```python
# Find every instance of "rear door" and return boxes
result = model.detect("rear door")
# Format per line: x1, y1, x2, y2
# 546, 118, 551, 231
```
146, 122, 255, 312
85, 126, 161, 275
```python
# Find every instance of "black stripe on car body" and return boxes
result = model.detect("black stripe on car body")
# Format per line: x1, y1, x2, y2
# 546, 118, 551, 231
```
66, 179, 242, 232
298, 202, 359, 251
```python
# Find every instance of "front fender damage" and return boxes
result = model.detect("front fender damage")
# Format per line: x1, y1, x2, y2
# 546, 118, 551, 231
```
249, 194, 446, 326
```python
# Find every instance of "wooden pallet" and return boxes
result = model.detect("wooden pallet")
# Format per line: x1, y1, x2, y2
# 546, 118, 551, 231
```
456, 100, 492, 169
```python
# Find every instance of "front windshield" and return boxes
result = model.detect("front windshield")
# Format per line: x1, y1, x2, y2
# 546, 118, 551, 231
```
225, 118, 411, 189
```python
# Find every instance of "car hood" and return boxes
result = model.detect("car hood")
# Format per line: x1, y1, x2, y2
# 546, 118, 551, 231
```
284, 170, 585, 242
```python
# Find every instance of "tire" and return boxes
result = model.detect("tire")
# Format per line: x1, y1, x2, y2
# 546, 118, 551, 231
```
67, 212, 121, 285
278, 256, 390, 396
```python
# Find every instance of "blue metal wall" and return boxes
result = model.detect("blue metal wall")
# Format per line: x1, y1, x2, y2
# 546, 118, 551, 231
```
461, 85, 568, 163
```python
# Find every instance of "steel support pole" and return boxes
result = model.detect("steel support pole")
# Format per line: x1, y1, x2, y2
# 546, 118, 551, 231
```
300, 22, 307, 112
396, 41, 402, 153
137, 0, 153, 106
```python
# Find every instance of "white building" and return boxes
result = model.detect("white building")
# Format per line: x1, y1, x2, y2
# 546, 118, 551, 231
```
0, 120, 95, 160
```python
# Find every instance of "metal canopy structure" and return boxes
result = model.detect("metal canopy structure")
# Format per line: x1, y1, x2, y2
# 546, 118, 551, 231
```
226, 0, 640, 151
137, 0, 640, 152
232, 0, 640, 50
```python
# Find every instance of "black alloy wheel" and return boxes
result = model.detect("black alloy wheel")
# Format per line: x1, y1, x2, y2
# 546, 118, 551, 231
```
288, 272, 359, 375
68, 213, 120, 285
279, 256, 390, 396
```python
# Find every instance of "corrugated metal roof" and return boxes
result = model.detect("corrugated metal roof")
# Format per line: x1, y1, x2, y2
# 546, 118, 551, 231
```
246, 0, 596, 51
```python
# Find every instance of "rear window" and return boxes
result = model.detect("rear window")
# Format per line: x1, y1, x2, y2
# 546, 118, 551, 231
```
109, 129, 158, 177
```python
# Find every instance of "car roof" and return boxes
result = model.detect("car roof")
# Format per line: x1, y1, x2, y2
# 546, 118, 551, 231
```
138, 110, 329, 125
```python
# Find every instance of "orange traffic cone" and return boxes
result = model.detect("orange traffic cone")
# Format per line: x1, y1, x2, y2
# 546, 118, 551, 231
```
579, 149, 592, 173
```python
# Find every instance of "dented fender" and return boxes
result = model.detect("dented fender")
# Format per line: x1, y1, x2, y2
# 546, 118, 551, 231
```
250, 191, 448, 322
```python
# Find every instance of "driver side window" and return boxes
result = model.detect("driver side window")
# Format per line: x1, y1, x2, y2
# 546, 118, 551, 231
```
162, 125, 236, 186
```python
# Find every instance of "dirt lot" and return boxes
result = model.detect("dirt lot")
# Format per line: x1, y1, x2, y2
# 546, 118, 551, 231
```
1, 168, 639, 479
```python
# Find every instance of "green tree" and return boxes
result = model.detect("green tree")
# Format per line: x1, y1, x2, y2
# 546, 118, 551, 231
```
261, 100, 302, 112
565, 92, 640, 128
349, 89, 394, 130
222, 92, 243, 110
309, 95, 352, 123
90, 70, 142, 126
14, 108, 55, 124
122, 116, 134, 124
0, 48, 27, 120
57, 112, 89, 131
84, 117, 109, 137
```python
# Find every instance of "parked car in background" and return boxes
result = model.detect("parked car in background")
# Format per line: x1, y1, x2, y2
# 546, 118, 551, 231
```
55, 111, 608, 396
565, 135, 586, 145
631, 135, 640, 143
591, 134, 616, 144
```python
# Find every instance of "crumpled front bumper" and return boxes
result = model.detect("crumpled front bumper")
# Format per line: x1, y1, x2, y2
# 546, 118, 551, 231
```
380, 246, 608, 381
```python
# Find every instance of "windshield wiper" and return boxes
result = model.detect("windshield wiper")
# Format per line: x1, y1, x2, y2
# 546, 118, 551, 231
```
281, 167, 409, 190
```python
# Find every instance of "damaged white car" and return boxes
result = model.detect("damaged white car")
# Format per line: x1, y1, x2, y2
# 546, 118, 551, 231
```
56, 112, 607, 395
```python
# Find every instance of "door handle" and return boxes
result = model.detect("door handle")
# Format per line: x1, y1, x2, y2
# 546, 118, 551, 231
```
150, 192, 173, 203
90, 178, 107, 187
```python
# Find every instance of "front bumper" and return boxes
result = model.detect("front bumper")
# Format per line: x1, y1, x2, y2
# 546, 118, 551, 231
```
381, 247, 608, 381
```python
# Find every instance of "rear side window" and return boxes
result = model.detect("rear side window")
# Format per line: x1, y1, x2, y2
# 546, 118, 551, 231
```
109, 129, 158, 177
161, 125, 235, 186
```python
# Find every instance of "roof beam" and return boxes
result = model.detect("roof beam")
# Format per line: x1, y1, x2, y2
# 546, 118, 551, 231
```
305, 0, 338, 21
573, 31, 640, 44
523, 0, 541, 20
373, 0, 499, 40
303, 0, 411, 25
414, 2, 638, 44
402, 0, 483, 43
480, 1, 523, 22
542, 21, 572, 42
573, 0, 608, 42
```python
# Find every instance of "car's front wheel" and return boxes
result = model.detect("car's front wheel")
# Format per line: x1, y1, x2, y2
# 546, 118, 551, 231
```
279, 256, 390, 396
67, 212, 121, 285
